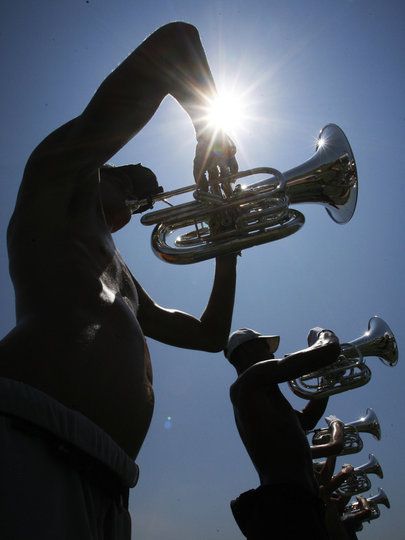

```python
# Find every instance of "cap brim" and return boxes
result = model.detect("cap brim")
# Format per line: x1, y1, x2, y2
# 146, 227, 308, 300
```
258, 335, 280, 354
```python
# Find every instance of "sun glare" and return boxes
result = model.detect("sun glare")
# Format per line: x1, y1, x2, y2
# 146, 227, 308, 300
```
204, 91, 247, 134
317, 137, 326, 149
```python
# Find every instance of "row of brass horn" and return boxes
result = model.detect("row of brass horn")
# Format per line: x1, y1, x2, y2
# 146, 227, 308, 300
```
288, 316, 398, 399
337, 454, 383, 496
139, 124, 358, 264
311, 408, 381, 455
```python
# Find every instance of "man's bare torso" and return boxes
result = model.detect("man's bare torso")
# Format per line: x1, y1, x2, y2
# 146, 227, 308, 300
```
231, 380, 318, 492
0, 168, 153, 458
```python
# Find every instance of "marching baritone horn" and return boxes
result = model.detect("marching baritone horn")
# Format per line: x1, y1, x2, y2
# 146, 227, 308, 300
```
344, 487, 390, 523
311, 407, 381, 455
138, 124, 358, 264
288, 316, 398, 399
337, 454, 383, 496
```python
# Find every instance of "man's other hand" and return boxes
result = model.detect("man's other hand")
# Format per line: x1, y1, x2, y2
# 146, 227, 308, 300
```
193, 130, 238, 190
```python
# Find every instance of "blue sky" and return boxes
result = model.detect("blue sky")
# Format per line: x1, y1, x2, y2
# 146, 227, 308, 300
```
1, 1, 404, 538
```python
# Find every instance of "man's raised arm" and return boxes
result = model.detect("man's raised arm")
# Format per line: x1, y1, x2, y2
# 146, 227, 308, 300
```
24, 22, 237, 186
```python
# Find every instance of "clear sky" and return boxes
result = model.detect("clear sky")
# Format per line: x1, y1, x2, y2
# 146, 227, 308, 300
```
1, 1, 404, 538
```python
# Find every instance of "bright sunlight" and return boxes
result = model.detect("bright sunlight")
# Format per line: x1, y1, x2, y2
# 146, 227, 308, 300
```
204, 91, 248, 134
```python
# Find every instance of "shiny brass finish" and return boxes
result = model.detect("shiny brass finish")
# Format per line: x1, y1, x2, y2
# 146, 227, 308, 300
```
140, 124, 358, 264
344, 487, 390, 524
288, 317, 398, 399
312, 408, 381, 455
338, 454, 383, 496
346, 316, 398, 367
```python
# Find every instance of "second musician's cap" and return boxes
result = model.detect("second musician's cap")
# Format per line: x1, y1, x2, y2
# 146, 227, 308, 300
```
225, 327, 280, 361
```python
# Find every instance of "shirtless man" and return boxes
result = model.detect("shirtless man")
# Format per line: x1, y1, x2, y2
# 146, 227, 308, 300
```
0, 22, 237, 538
225, 327, 341, 539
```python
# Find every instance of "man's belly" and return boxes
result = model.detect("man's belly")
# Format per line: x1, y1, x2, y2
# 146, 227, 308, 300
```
0, 304, 154, 458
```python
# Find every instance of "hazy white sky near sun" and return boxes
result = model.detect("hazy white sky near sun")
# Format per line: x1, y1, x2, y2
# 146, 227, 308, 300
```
1, 1, 405, 538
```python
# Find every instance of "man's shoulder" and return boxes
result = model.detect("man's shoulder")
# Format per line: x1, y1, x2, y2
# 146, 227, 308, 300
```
18, 160, 99, 202
10, 167, 100, 235
229, 375, 264, 406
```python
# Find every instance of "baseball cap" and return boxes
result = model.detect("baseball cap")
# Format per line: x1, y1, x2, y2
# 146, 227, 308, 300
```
225, 328, 280, 361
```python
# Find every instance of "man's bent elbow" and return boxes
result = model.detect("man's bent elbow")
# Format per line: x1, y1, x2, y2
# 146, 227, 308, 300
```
196, 323, 228, 353
151, 22, 199, 44
203, 337, 227, 353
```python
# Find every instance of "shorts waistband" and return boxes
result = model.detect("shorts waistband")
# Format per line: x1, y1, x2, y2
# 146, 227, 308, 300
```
0, 377, 139, 489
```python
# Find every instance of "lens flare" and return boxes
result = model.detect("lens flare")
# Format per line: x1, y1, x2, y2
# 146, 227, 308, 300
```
317, 137, 326, 149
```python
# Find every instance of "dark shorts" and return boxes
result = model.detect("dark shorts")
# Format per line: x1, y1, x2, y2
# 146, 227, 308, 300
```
231, 484, 329, 540
0, 378, 139, 540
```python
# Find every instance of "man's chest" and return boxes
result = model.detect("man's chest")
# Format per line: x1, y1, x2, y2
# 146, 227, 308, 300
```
99, 251, 139, 311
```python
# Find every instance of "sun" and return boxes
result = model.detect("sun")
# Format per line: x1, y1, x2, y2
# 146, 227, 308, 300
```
204, 91, 247, 134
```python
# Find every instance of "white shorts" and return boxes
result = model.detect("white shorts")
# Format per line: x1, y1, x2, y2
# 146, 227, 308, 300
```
0, 378, 139, 539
